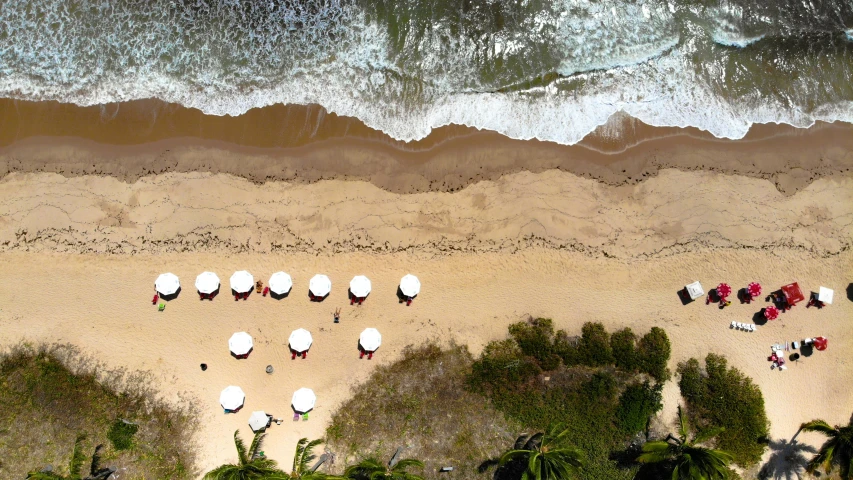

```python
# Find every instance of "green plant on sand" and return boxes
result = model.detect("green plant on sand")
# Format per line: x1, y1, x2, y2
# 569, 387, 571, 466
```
290, 438, 333, 480
343, 451, 424, 480
203, 430, 287, 479
799, 415, 853, 480
636, 406, 733, 480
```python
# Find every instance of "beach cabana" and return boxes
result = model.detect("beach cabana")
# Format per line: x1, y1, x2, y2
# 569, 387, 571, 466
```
809, 286, 834, 308
268, 272, 293, 297
195, 271, 220, 299
155, 273, 180, 297
400, 274, 421, 305
349, 275, 371, 304
309, 274, 332, 300
291, 388, 316, 413
359, 328, 381, 359
779, 282, 805, 311
220, 386, 245, 412
248, 411, 271, 432
683, 281, 703, 301
813, 336, 828, 351
289, 328, 313, 359
229, 332, 253, 358
230, 271, 254, 300
764, 305, 779, 321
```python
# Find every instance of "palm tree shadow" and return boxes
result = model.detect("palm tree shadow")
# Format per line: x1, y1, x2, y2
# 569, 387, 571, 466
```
758, 436, 817, 480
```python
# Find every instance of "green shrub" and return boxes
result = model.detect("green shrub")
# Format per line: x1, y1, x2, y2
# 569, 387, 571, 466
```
469, 339, 540, 394
615, 381, 663, 435
107, 419, 139, 451
576, 322, 615, 367
637, 327, 671, 381
508, 318, 561, 371
610, 328, 639, 372
677, 354, 769, 466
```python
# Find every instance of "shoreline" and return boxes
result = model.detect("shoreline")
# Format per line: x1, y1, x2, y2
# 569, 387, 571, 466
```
2, 99, 853, 195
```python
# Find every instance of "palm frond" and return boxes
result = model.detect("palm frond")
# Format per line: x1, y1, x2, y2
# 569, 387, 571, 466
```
636, 441, 674, 464
67, 433, 88, 479
392, 459, 424, 470
513, 434, 531, 450
25, 472, 66, 480
499, 450, 531, 466
693, 426, 725, 445
800, 420, 836, 436
248, 431, 266, 460
293, 437, 309, 474
676, 406, 689, 442
232, 430, 249, 465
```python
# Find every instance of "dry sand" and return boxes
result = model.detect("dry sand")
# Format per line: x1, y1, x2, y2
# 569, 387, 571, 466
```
0, 166, 851, 476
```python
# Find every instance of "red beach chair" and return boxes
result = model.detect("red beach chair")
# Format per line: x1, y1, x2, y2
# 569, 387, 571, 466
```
406, 298, 412, 306
263, 287, 269, 297
367, 351, 373, 360
152, 294, 159, 305
301, 351, 307, 359
292, 351, 297, 360
235, 294, 240, 301
359, 350, 365, 359
199, 292, 207, 300
242, 292, 249, 300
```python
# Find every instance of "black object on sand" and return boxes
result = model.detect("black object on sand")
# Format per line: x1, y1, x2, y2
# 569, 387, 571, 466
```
200, 363, 208, 371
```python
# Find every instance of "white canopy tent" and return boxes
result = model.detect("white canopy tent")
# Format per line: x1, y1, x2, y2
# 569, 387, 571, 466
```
288, 328, 313, 352
359, 328, 382, 352
155, 273, 180, 296
685, 281, 704, 300
230, 271, 254, 293
349, 275, 372, 298
818, 286, 834, 305
220, 386, 246, 411
195, 271, 220, 294
268, 272, 293, 295
291, 388, 317, 413
248, 411, 270, 432
309, 274, 332, 297
399, 274, 421, 297
229, 332, 254, 356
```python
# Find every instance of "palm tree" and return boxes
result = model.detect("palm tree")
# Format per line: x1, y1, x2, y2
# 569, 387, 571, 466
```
636, 406, 733, 480
495, 424, 585, 480
27, 434, 115, 480
800, 416, 853, 480
290, 438, 334, 480
343, 450, 424, 480
204, 430, 288, 480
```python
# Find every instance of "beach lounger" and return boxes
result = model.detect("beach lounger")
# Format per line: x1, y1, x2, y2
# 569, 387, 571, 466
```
263, 287, 269, 297
302, 413, 309, 421
792, 341, 800, 349
293, 413, 300, 421
292, 351, 297, 360
359, 350, 365, 359
235, 294, 240, 301
750, 324, 756, 331
779, 365, 787, 371
731, 321, 737, 329
367, 351, 373, 360
158, 303, 165, 312
152, 294, 159, 305
301, 351, 307, 359
242, 292, 249, 300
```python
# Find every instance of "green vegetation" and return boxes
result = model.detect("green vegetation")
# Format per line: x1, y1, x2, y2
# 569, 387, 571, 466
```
0, 344, 198, 479
469, 318, 670, 480
203, 430, 286, 479
636, 406, 734, 480
106, 419, 138, 451
326, 343, 517, 476
677, 354, 770, 467
799, 416, 853, 480
291, 438, 330, 480
344, 457, 425, 480
492, 424, 585, 480
26, 434, 115, 480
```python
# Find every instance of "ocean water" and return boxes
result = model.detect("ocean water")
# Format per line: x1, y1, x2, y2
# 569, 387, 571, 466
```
0, 0, 851, 145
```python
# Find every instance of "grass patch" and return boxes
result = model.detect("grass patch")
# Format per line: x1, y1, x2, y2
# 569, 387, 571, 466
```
677, 353, 770, 467
0, 343, 199, 479
326, 342, 518, 479
469, 318, 670, 480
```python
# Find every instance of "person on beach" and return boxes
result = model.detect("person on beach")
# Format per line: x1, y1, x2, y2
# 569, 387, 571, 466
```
333, 308, 341, 323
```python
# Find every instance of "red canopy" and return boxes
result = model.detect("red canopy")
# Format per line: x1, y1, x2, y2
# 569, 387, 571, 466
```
813, 337, 828, 351
764, 306, 779, 321
747, 282, 762, 297
781, 282, 805, 306
717, 283, 732, 299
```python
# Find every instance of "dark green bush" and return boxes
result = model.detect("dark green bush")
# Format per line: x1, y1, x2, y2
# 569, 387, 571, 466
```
637, 327, 671, 381
610, 328, 639, 372
677, 353, 769, 466
615, 381, 663, 435
576, 322, 615, 367
469, 339, 540, 394
508, 318, 561, 371
107, 419, 139, 451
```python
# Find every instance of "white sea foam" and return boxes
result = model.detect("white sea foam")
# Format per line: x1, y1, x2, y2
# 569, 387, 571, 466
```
0, 0, 851, 145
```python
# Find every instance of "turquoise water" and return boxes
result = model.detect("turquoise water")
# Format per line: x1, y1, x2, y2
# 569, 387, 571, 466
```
0, 0, 851, 144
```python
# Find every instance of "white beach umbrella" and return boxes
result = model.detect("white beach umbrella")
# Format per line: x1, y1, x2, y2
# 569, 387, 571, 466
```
399, 274, 421, 297
229, 332, 254, 356
220, 386, 245, 411
289, 328, 313, 353
230, 270, 254, 293
248, 411, 270, 432
359, 328, 382, 352
349, 275, 372, 298
155, 273, 180, 296
269, 271, 293, 295
309, 274, 332, 297
291, 388, 317, 413
195, 271, 220, 294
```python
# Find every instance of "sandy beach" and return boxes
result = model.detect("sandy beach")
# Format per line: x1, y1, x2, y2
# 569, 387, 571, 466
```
0, 103, 852, 477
